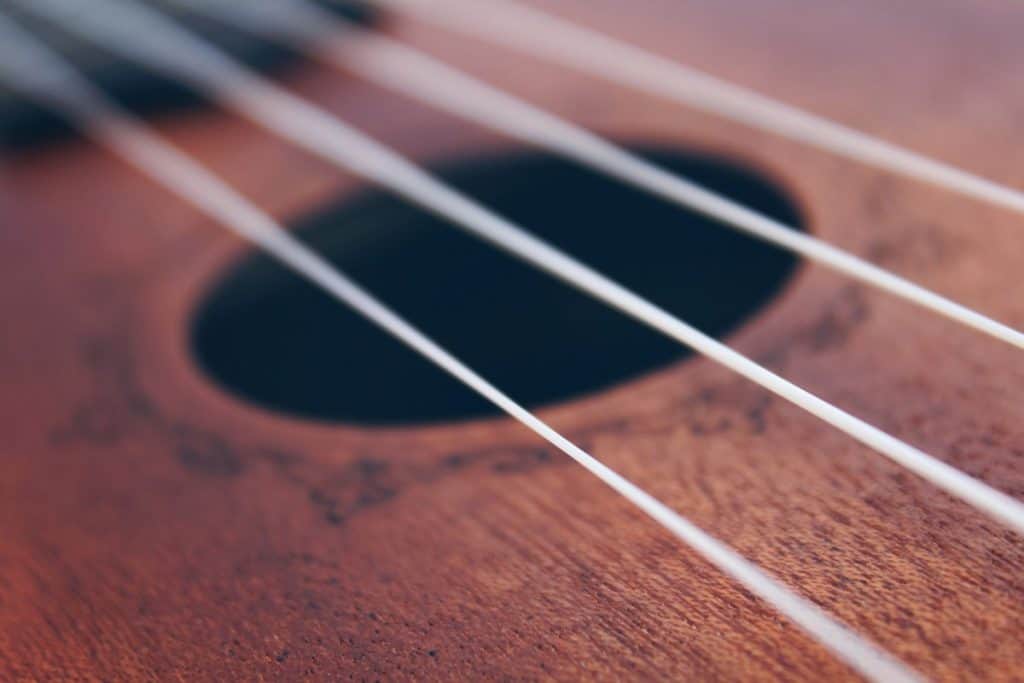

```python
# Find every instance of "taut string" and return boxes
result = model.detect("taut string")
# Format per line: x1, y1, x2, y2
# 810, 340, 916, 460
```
0, 13, 923, 682
17, 0, 1024, 538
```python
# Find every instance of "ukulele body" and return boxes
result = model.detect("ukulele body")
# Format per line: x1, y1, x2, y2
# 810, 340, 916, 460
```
2, 1, 1023, 680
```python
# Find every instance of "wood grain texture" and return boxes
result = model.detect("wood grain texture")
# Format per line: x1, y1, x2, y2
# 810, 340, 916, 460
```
2, 0, 1024, 680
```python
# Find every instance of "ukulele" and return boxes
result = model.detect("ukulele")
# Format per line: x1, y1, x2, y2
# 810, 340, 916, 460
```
2, 0, 1022, 680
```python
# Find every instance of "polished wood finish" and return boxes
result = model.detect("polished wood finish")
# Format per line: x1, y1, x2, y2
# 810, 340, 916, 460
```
2, 1, 1024, 680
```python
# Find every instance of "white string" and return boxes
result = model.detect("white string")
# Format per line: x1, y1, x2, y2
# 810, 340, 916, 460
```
166, 0, 1024, 352
17, 0, 1024, 539
372, 0, 1024, 219
0, 13, 924, 682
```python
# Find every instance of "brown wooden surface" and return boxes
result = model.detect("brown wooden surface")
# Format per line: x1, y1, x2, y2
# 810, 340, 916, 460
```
2, 0, 1024, 680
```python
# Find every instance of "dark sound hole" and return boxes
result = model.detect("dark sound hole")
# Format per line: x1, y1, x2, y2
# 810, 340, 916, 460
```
192, 147, 805, 424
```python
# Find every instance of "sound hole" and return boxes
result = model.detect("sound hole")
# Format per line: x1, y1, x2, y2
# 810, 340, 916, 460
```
192, 147, 805, 425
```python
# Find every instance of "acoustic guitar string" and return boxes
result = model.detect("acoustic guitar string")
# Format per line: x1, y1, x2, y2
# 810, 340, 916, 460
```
166, 0, 1024, 353
0, 15, 924, 683
372, 0, 1024, 221
19, 0, 1024, 539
